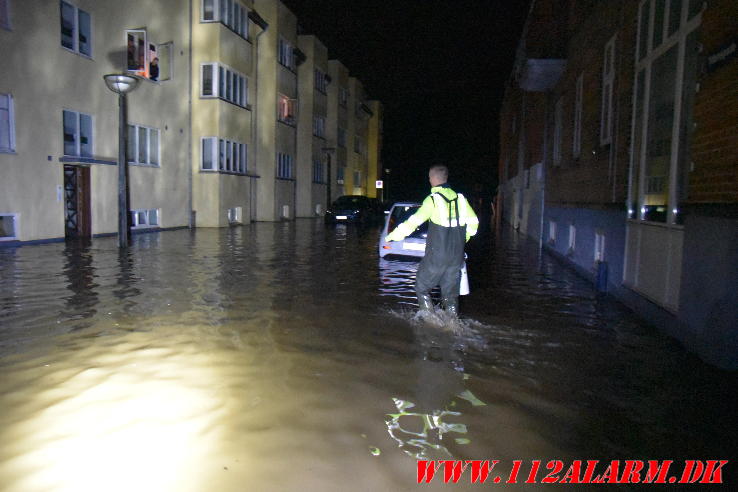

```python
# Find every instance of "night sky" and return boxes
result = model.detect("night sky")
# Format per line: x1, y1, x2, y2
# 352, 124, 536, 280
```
281, 0, 529, 201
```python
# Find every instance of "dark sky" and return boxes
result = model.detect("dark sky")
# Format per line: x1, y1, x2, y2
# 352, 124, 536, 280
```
281, 0, 529, 200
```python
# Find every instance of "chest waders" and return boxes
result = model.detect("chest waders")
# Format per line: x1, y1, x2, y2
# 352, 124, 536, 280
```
416, 192, 467, 315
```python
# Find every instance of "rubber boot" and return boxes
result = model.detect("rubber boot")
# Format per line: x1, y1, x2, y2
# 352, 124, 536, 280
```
442, 297, 459, 316
417, 293, 434, 311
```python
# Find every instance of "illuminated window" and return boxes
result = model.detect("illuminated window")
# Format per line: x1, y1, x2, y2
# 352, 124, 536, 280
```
278, 94, 297, 124
127, 124, 160, 166
62, 110, 92, 157
201, 137, 246, 174
60, 1, 91, 56
1, 0, 10, 30
594, 231, 606, 262
277, 152, 293, 179
0, 93, 15, 153
201, 63, 247, 106
548, 220, 557, 243
201, 0, 248, 39
568, 224, 576, 253
600, 35, 616, 145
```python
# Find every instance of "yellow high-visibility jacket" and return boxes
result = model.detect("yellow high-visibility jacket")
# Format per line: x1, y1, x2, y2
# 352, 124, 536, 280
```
386, 185, 479, 242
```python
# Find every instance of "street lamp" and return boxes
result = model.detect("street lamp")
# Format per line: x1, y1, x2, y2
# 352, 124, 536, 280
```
103, 74, 140, 248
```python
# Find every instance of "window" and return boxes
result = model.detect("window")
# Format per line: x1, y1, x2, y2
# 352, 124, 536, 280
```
278, 38, 295, 70
601, 36, 616, 145
201, 0, 248, 39
337, 127, 347, 148
313, 157, 324, 183
630, 0, 701, 224
336, 166, 345, 183
201, 137, 246, 174
313, 116, 325, 138
553, 97, 563, 166
227, 206, 242, 224
314, 69, 328, 94
201, 63, 248, 106
60, 1, 91, 56
127, 124, 160, 166
62, 110, 92, 157
339, 87, 349, 107
1, 0, 10, 30
278, 94, 296, 124
0, 214, 18, 240
130, 209, 159, 228
353, 170, 361, 187
127, 31, 171, 82
594, 231, 606, 262
568, 224, 576, 252
277, 152, 293, 179
354, 135, 363, 154
548, 220, 557, 243
0, 93, 15, 153
573, 74, 583, 158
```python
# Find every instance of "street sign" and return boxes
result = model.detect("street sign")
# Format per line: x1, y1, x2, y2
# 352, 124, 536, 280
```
375, 180, 383, 189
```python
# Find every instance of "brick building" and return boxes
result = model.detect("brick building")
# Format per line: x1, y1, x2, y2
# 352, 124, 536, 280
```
498, 0, 737, 368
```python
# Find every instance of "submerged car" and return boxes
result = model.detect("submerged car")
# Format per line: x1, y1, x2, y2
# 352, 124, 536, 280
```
325, 195, 382, 224
378, 202, 428, 258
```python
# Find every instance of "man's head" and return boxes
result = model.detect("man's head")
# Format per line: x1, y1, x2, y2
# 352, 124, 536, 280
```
428, 165, 448, 187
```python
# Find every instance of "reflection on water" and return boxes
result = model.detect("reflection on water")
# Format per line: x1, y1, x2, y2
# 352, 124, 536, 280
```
0, 223, 736, 491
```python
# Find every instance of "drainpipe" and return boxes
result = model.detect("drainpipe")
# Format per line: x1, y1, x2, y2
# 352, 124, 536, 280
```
249, 11, 268, 221
188, 0, 194, 228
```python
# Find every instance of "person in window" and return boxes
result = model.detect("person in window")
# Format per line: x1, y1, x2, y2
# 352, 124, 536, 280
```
385, 165, 479, 315
149, 57, 159, 82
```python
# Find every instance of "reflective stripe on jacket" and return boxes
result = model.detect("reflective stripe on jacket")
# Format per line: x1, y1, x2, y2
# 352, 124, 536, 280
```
385, 185, 479, 242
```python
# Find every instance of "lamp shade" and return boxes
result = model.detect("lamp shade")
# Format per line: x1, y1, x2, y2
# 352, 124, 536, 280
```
103, 74, 140, 94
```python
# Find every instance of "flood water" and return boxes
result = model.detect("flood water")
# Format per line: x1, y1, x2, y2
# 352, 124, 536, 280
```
0, 221, 735, 491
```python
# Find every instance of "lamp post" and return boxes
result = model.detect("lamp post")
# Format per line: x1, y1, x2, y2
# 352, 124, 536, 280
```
104, 74, 140, 248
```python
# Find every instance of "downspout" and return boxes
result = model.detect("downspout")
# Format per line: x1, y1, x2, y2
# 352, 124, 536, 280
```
188, 0, 194, 228
249, 11, 268, 222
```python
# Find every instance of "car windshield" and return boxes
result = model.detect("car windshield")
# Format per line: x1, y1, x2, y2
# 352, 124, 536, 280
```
388, 205, 428, 238
333, 196, 367, 208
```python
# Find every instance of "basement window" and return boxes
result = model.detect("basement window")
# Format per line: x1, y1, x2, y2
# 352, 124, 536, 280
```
0, 214, 18, 240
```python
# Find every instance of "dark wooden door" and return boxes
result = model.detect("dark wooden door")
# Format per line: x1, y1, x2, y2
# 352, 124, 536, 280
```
64, 165, 91, 238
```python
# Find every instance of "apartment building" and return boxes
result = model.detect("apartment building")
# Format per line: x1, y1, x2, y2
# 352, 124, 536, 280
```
1, 0, 383, 242
0, 0, 191, 242
326, 59, 350, 200
498, 0, 737, 368
296, 34, 329, 217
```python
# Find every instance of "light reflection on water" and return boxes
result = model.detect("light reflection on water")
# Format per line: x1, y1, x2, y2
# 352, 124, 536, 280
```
0, 222, 736, 491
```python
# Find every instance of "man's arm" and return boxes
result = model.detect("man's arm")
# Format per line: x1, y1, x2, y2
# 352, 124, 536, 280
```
461, 195, 479, 242
385, 196, 434, 242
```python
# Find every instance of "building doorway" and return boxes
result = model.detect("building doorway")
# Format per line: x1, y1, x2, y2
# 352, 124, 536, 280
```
63, 165, 91, 239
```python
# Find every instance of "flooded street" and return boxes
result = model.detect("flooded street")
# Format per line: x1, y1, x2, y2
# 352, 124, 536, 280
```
0, 222, 735, 491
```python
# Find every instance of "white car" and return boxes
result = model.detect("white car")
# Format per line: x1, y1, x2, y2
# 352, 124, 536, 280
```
378, 202, 428, 258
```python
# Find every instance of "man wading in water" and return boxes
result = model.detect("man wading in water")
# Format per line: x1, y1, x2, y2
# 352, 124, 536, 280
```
385, 165, 479, 315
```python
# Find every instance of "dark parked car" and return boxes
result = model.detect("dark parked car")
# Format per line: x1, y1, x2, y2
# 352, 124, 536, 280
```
325, 195, 383, 224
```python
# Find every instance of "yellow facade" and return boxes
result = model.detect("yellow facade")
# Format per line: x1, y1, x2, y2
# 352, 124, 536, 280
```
367, 100, 384, 199
0, 0, 381, 244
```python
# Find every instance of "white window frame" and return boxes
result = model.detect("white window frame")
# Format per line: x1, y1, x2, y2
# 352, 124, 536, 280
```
201, 0, 249, 39
600, 35, 616, 145
278, 37, 295, 70
1, 0, 11, 30
127, 124, 160, 167
276, 152, 293, 179
628, 0, 703, 225
553, 97, 563, 166
200, 62, 248, 107
548, 220, 557, 243
573, 73, 583, 158
227, 206, 243, 224
313, 115, 326, 138
568, 224, 576, 252
130, 209, 160, 228
594, 231, 606, 262
0, 213, 19, 241
0, 93, 16, 153
201, 136, 246, 174
314, 68, 328, 94
60, 1, 92, 57
62, 109, 93, 158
